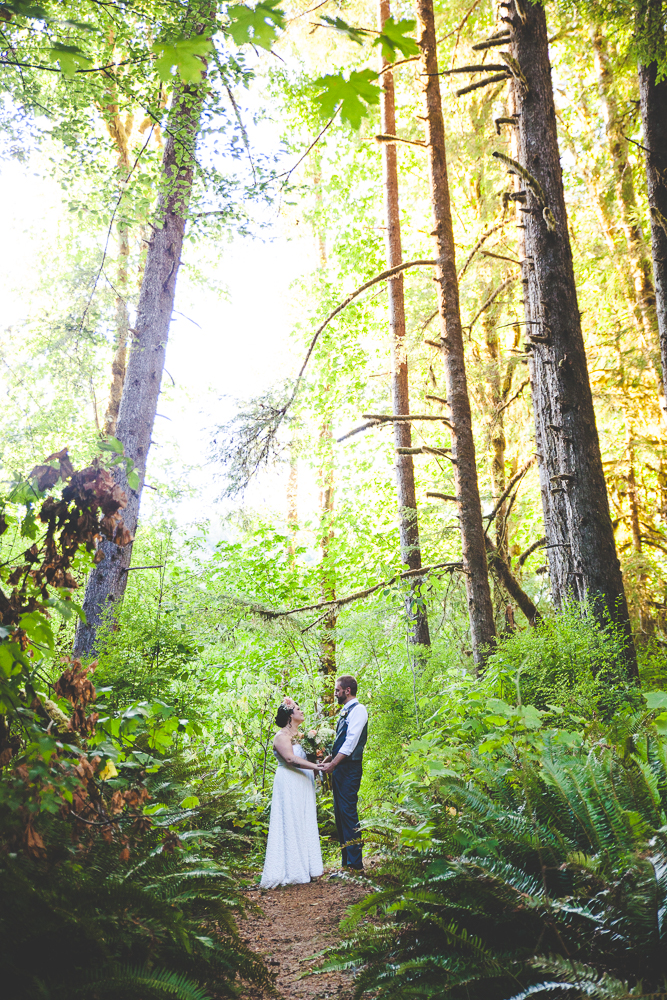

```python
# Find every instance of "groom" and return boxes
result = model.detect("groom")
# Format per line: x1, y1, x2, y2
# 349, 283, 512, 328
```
320, 675, 368, 872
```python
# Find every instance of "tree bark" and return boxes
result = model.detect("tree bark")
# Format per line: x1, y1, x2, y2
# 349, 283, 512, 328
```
318, 417, 337, 684
416, 0, 496, 666
105, 224, 130, 436
74, 80, 205, 656
380, 0, 430, 650
485, 536, 540, 624
637, 0, 667, 409
506, 0, 637, 674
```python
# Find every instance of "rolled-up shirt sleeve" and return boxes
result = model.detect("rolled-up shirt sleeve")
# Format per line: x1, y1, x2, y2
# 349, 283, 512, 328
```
339, 703, 368, 756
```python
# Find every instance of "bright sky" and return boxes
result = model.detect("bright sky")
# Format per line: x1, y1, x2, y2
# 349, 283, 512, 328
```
0, 128, 320, 533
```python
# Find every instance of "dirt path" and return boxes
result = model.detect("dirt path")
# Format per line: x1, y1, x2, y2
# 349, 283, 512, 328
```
238, 876, 369, 999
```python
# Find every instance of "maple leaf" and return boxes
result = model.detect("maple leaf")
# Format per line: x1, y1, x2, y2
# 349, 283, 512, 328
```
314, 69, 381, 130
226, 0, 286, 50
374, 16, 419, 63
47, 42, 92, 77
44, 447, 74, 481
28, 463, 60, 491
150, 36, 213, 83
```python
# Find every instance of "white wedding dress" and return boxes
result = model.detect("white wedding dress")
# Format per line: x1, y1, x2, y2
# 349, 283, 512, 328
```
260, 744, 324, 888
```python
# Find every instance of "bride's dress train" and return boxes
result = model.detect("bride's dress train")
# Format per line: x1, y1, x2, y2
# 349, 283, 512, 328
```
260, 744, 323, 888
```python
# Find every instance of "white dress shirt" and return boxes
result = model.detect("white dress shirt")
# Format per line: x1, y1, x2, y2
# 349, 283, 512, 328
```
338, 698, 369, 757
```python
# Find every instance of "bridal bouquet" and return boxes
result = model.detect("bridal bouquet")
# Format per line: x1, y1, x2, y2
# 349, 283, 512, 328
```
300, 723, 335, 763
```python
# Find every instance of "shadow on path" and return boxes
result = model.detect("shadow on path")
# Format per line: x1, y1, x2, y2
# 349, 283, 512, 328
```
238, 875, 369, 999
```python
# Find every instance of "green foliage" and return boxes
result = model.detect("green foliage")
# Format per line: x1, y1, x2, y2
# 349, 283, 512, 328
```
373, 16, 420, 62
327, 734, 667, 999
313, 69, 381, 130
226, 0, 286, 50
0, 754, 271, 999
151, 37, 214, 84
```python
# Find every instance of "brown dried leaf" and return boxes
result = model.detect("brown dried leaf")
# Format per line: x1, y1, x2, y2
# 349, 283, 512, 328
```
45, 448, 75, 481
28, 465, 60, 491
114, 525, 134, 547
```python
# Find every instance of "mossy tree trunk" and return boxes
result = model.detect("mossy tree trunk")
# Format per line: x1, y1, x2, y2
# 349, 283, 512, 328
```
505, 0, 637, 675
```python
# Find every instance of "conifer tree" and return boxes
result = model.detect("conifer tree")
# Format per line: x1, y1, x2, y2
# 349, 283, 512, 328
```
379, 0, 430, 651
500, 0, 636, 673
416, 0, 496, 665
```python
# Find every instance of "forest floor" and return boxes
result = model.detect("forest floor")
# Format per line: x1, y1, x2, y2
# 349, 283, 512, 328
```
238, 870, 370, 999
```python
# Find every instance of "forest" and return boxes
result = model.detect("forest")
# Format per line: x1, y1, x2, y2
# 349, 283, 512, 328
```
1, 0, 667, 996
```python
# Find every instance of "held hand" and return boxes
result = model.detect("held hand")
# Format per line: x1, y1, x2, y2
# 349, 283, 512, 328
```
320, 761, 335, 774
321, 755, 332, 764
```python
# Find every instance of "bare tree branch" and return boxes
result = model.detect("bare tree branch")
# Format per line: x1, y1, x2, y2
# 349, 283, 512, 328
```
263, 559, 464, 618
517, 536, 546, 568
484, 456, 535, 534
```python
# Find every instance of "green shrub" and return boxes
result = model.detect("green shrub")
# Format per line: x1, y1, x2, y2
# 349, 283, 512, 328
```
328, 732, 667, 1000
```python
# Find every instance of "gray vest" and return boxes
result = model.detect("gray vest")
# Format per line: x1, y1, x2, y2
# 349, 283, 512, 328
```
332, 702, 368, 762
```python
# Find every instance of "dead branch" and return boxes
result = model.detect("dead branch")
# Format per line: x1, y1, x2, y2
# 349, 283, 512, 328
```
362, 413, 453, 423
336, 419, 383, 443
465, 276, 516, 332
458, 223, 504, 280
264, 559, 464, 618
486, 536, 540, 623
456, 72, 509, 96
442, 63, 507, 74
484, 456, 535, 532
426, 492, 457, 501
517, 536, 546, 568
397, 446, 455, 461
496, 378, 529, 414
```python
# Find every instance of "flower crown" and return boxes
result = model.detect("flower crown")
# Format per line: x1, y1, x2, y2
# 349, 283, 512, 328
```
283, 696, 297, 710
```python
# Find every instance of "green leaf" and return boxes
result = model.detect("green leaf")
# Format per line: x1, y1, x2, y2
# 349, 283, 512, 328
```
313, 69, 380, 130
19, 611, 55, 653
226, 0, 286, 50
127, 469, 139, 491
654, 712, 667, 735
484, 715, 509, 727
47, 42, 92, 77
99, 436, 124, 454
373, 17, 419, 63
319, 15, 369, 45
645, 690, 667, 711
150, 36, 213, 83
179, 795, 200, 809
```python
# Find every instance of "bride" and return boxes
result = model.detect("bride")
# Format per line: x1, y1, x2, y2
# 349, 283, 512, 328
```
260, 697, 324, 888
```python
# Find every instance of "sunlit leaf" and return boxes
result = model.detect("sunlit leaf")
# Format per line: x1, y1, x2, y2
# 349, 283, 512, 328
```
151, 36, 213, 83
226, 0, 285, 50
47, 41, 92, 77
313, 69, 380, 130
373, 17, 419, 62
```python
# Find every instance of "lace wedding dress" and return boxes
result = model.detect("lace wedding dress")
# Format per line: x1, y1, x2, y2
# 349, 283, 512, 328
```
260, 744, 324, 888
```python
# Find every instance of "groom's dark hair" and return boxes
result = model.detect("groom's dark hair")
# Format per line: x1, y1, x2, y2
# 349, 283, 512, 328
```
337, 675, 357, 696
275, 704, 295, 728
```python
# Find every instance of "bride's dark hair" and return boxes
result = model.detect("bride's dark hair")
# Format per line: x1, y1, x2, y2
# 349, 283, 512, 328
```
275, 704, 295, 728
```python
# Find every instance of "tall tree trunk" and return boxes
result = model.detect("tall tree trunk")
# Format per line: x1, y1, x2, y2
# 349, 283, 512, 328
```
105, 224, 130, 436
103, 106, 133, 436
506, 0, 637, 674
74, 80, 205, 656
416, 0, 495, 666
637, 0, 667, 407
287, 438, 298, 569
380, 0, 430, 650
311, 165, 338, 686
318, 420, 337, 684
